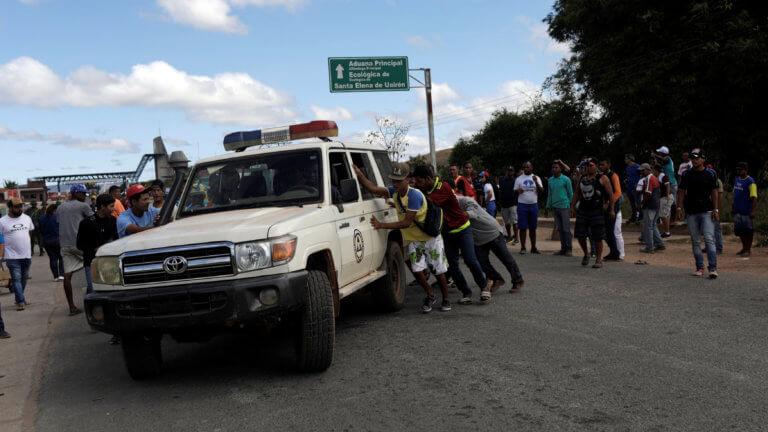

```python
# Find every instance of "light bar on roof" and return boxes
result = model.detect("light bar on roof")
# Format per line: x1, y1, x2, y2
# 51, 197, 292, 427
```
223, 120, 339, 151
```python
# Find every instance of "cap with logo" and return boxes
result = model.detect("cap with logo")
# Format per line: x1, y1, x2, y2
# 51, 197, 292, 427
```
388, 167, 409, 181
639, 163, 652, 171
689, 149, 704, 159
125, 184, 148, 199
70, 184, 87, 194
655, 146, 670, 155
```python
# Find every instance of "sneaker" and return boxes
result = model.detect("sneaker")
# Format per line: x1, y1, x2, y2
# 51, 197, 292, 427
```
552, 250, 566, 256
422, 295, 436, 313
480, 290, 492, 302
661, 232, 672, 238
512, 279, 524, 291
564, 250, 573, 257
708, 270, 718, 279
490, 279, 505, 291
16, 303, 25, 311
458, 296, 473, 305
530, 248, 541, 254
57, 276, 64, 281
439, 300, 452, 312
691, 269, 704, 277
0, 331, 10, 339
511, 238, 519, 245
519, 248, 527, 255
639, 248, 654, 254
603, 254, 621, 261
581, 256, 590, 266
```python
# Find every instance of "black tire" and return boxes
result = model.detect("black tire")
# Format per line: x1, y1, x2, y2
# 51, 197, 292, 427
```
122, 334, 163, 380
295, 270, 335, 372
373, 241, 407, 312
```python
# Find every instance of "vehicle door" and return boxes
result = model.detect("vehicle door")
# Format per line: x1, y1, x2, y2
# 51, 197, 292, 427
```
352, 151, 393, 273
329, 151, 372, 286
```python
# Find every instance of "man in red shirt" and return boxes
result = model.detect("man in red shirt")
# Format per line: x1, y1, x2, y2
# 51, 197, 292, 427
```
411, 165, 492, 303
450, 164, 476, 200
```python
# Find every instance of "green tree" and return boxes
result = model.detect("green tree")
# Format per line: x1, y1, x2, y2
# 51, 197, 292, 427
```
3, 179, 18, 188
546, 0, 768, 172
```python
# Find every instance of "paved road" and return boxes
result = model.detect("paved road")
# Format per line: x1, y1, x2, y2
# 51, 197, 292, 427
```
35, 254, 768, 431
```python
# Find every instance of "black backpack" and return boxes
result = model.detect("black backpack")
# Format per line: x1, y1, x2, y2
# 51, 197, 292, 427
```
395, 190, 444, 237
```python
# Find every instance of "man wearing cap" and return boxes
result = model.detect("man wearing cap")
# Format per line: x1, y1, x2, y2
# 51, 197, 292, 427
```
56, 184, 94, 315
624, 154, 642, 223
0, 197, 35, 310
639, 164, 664, 253
497, 166, 519, 243
353, 165, 452, 313
732, 162, 758, 257
117, 184, 159, 239
676, 149, 719, 278
653, 146, 678, 206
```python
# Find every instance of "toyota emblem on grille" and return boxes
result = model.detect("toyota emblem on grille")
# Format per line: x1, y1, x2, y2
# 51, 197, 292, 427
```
163, 256, 188, 274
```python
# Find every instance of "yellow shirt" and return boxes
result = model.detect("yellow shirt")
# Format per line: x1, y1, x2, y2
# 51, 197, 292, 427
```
393, 187, 432, 243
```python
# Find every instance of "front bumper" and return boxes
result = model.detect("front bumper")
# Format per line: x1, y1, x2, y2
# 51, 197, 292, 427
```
84, 270, 308, 334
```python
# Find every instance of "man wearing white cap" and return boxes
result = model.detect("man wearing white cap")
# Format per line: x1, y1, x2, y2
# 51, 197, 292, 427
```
653, 146, 678, 219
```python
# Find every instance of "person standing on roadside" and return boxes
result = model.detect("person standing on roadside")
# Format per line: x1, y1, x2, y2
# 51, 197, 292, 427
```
640, 164, 665, 253
599, 159, 625, 261
624, 154, 642, 223
39, 204, 64, 281
678, 152, 692, 180
0, 198, 34, 310
497, 166, 519, 244
462, 162, 483, 205
457, 195, 524, 293
354, 165, 452, 313
654, 146, 678, 220
117, 185, 159, 238
481, 173, 497, 217
732, 162, 758, 257
108, 185, 126, 219
56, 184, 93, 316
514, 161, 543, 254
708, 166, 725, 254
547, 161, 573, 256
411, 165, 492, 304
77, 194, 118, 294
571, 158, 615, 268
24, 201, 45, 256
676, 149, 719, 279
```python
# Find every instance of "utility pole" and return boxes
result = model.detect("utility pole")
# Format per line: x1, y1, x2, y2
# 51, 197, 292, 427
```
424, 68, 436, 171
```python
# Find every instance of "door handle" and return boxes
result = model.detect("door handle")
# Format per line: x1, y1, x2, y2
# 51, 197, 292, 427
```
339, 222, 350, 229
359, 216, 366, 222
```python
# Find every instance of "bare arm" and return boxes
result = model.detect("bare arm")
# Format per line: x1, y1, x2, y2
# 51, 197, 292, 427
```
711, 188, 719, 221
353, 165, 389, 198
372, 210, 415, 230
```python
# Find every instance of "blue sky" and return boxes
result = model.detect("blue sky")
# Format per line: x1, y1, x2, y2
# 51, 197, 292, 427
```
0, 0, 568, 184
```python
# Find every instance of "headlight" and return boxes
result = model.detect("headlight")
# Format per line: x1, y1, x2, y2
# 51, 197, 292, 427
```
235, 235, 297, 273
91, 257, 123, 285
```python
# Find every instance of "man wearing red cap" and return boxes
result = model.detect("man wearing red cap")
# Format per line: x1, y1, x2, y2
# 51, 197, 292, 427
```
117, 184, 158, 238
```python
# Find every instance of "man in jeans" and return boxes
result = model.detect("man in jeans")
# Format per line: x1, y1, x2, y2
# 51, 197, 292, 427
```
639, 163, 664, 253
457, 196, 524, 293
0, 198, 35, 311
0, 198, 34, 311
676, 149, 719, 279
624, 154, 642, 223
547, 161, 573, 256
411, 165, 491, 303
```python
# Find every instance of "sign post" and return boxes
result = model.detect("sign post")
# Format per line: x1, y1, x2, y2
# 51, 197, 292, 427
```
328, 57, 410, 93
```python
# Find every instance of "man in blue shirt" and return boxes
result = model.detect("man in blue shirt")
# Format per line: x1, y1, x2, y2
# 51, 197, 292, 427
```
117, 184, 159, 238
623, 154, 641, 222
733, 162, 758, 257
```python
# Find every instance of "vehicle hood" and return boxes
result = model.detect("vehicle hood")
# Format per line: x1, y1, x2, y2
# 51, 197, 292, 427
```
97, 207, 314, 256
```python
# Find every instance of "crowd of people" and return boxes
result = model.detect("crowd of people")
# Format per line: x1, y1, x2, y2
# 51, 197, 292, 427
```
0, 180, 166, 339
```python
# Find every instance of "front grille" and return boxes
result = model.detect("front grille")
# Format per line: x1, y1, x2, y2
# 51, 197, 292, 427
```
121, 243, 234, 285
115, 291, 229, 318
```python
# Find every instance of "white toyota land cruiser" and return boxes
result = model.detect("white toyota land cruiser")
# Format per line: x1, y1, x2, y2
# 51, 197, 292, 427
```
85, 120, 407, 380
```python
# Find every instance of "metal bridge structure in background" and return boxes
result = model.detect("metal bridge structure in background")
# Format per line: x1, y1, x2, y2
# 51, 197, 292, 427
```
34, 137, 174, 191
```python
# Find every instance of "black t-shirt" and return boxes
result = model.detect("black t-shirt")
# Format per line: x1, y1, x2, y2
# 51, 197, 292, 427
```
77, 215, 118, 265
679, 168, 717, 214
497, 176, 518, 207
578, 174, 608, 213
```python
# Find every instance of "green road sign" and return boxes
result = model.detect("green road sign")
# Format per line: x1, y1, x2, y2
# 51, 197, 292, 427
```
328, 57, 410, 93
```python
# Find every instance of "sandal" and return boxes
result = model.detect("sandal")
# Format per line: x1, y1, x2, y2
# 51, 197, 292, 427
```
581, 256, 590, 266
592, 262, 603, 269
68, 308, 82, 316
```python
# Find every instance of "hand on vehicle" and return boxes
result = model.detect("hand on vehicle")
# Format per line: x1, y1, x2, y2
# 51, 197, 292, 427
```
370, 216, 382, 229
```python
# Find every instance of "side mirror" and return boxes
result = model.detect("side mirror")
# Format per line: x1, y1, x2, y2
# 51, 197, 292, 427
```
340, 178, 359, 203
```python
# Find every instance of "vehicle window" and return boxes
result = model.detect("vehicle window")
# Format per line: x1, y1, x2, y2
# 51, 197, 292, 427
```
178, 150, 322, 216
329, 152, 359, 204
372, 152, 393, 186
350, 152, 376, 200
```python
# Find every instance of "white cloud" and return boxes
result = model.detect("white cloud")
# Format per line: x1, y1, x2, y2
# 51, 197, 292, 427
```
164, 137, 193, 147
157, 0, 305, 33
0, 57, 297, 126
406, 35, 433, 49
310, 105, 352, 121
518, 16, 571, 56
0, 125, 141, 153
415, 82, 459, 106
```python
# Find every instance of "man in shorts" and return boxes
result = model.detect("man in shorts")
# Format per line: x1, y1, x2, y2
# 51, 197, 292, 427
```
56, 184, 93, 316
571, 158, 615, 268
732, 162, 758, 257
353, 165, 451, 313
498, 166, 518, 243
514, 161, 543, 254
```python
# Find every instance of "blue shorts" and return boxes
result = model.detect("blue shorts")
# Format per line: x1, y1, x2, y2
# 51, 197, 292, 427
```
517, 203, 539, 231
733, 214, 754, 235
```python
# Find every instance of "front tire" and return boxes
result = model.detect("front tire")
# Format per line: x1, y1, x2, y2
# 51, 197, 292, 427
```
295, 270, 335, 372
373, 241, 407, 312
122, 334, 163, 380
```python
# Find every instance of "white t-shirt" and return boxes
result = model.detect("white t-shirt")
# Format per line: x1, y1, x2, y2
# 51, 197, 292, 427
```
0, 214, 34, 259
483, 183, 495, 202
514, 174, 543, 204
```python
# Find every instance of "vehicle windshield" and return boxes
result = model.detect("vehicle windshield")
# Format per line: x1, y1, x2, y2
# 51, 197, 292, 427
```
178, 150, 322, 216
